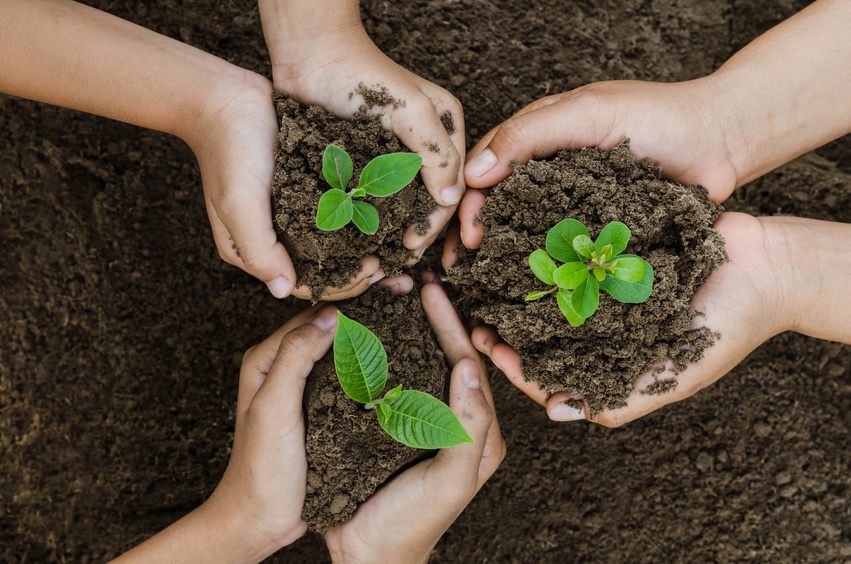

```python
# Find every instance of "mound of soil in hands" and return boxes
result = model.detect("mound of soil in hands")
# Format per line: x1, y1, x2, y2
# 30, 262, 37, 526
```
272, 93, 434, 300
449, 143, 727, 415
302, 286, 449, 532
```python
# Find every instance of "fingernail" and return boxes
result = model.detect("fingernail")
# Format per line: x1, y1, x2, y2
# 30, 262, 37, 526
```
266, 275, 292, 299
368, 270, 385, 284
465, 148, 497, 178
462, 363, 481, 390
550, 401, 586, 422
440, 184, 461, 206
310, 307, 338, 332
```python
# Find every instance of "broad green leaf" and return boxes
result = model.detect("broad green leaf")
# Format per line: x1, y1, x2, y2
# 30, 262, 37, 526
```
322, 144, 353, 190
595, 221, 630, 255
316, 189, 353, 231
572, 235, 594, 259
609, 256, 645, 283
525, 290, 552, 301
557, 289, 586, 327
333, 312, 387, 403
571, 275, 600, 319
383, 384, 403, 403
545, 218, 590, 263
593, 267, 607, 281
600, 257, 654, 303
529, 249, 557, 285
351, 200, 379, 235
358, 153, 423, 197
377, 390, 473, 449
553, 262, 589, 290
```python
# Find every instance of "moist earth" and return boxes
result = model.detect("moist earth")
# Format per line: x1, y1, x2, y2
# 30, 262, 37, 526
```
2, 0, 849, 563
272, 93, 433, 300
449, 143, 727, 415
302, 287, 448, 532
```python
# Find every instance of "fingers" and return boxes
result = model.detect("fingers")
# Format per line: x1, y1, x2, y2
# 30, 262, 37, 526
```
471, 325, 548, 406
464, 91, 610, 190
457, 188, 486, 250
250, 306, 338, 424
292, 255, 382, 302
442, 217, 462, 271
375, 273, 414, 296
237, 303, 325, 418
208, 189, 298, 299
421, 283, 480, 368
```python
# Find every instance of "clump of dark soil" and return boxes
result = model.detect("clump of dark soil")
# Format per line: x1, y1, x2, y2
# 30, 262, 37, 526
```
271, 93, 433, 299
302, 286, 448, 532
449, 143, 727, 415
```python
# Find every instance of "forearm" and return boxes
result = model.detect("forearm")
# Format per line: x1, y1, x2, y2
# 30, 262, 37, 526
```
0, 0, 253, 142
763, 216, 851, 344
702, 0, 851, 187
111, 496, 280, 564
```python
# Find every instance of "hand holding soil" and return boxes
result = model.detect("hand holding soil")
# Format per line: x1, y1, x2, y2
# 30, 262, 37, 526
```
258, 0, 466, 261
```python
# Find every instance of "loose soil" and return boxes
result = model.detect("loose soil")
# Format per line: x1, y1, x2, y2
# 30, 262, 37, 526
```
302, 286, 448, 532
448, 143, 727, 415
272, 93, 433, 300
1, 0, 849, 563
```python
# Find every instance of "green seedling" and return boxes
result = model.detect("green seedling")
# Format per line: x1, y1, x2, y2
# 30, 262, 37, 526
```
333, 312, 473, 449
316, 144, 423, 234
525, 219, 654, 326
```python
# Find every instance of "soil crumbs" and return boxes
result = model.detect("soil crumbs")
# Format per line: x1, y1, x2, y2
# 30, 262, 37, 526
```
449, 143, 727, 415
302, 286, 448, 532
272, 93, 433, 299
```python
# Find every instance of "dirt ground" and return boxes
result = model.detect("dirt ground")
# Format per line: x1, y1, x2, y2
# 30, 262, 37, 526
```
1, 0, 849, 562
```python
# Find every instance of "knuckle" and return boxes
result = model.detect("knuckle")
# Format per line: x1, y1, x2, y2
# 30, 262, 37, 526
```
490, 119, 526, 155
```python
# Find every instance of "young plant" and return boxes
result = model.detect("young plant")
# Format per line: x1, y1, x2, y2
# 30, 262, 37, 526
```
333, 312, 473, 449
315, 144, 423, 235
525, 219, 654, 326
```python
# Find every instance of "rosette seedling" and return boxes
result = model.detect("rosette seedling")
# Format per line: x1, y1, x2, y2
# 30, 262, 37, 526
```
315, 144, 423, 234
332, 312, 473, 449
525, 219, 654, 326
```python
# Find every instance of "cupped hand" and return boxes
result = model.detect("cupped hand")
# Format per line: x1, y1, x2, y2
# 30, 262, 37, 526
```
189, 71, 404, 301
203, 303, 339, 549
471, 212, 851, 426
444, 79, 739, 267
268, 27, 466, 263
325, 282, 506, 564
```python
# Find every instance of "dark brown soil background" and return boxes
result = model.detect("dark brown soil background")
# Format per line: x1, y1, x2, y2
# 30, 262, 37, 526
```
303, 287, 448, 532
272, 93, 434, 299
449, 144, 727, 415
1, 0, 849, 562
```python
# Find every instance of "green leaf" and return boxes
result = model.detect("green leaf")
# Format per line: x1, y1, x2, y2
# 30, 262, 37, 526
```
383, 384, 403, 403
377, 390, 473, 449
593, 267, 607, 281
525, 290, 553, 301
600, 257, 654, 303
351, 200, 379, 235
333, 312, 387, 404
571, 275, 600, 319
609, 256, 645, 283
557, 289, 586, 327
598, 244, 614, 263
545, 218, 590, 263
380, 401, 391, 419
358, 153, 423, 197
316, 189, 353, 231
528, 250, 557, 285
322, 144, 353, 191
553, 262, 589, 290
350, 188, 366, 198
572, 235, 594, 259
595, 221, 630, 256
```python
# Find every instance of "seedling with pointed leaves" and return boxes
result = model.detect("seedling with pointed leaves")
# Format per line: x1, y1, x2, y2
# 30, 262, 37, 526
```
332, 312, 472, 449
316, 144, 422, 235
526, 219, 654, 326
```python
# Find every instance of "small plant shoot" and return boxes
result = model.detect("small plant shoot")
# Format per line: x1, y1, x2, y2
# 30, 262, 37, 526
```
526, 219, 654, 326
333, 312, 473, 449
316, 144, 423, 234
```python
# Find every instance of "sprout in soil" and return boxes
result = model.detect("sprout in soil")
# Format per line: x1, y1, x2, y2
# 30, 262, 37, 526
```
525, 219, 654, 326
315, 144, 423, 234
333, 312, 472, 449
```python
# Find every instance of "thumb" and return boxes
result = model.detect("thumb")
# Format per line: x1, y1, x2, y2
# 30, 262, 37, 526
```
464, 92, 613, 189
252, 306, 338, 420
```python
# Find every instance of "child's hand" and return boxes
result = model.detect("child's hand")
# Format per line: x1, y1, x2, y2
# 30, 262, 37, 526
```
325, 281, 506, 563
258, 1, 466, 262
469, 213, 851, 426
